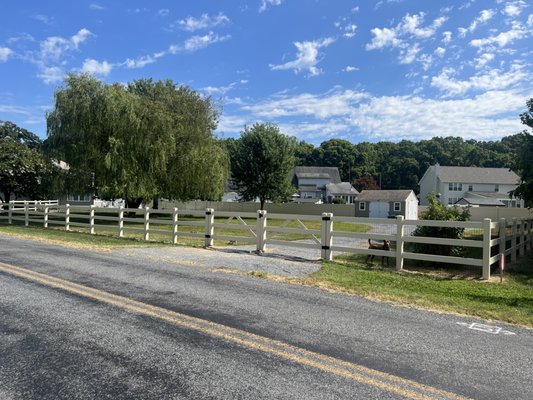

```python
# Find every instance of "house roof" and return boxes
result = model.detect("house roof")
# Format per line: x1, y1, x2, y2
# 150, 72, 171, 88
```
356, 190, 414, 202
464, 191, 513, 200
326, 182, 358, 195
436, 166, 519, 185
293, 166, 341, 184
456, 197, 505, 206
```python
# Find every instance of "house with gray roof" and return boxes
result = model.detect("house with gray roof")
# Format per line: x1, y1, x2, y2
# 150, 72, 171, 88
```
325, 182, 359, 204
419, 164, 522, 208
355, 190, 418, 219
292, 166, 355, 204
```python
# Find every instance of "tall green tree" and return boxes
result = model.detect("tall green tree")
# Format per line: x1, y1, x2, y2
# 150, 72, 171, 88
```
512, 99, 533, 207
231, 123, 296, 209
46, 74, 227, 208
0, 122, 48, 202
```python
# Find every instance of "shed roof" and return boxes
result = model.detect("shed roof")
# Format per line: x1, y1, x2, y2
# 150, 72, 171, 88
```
456, 198, 505, 206
356, 190, 414, 202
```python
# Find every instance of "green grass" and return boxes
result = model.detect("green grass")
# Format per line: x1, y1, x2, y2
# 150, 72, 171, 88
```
306, 255, 533, 327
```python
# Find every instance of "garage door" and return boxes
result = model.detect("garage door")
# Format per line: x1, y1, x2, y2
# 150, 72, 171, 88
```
369, 201, 389, 218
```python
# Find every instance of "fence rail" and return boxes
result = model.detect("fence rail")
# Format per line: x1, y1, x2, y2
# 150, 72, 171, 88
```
1, 201, 532, 280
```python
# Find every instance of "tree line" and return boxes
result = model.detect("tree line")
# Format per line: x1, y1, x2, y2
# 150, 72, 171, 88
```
1, 72, 532, 208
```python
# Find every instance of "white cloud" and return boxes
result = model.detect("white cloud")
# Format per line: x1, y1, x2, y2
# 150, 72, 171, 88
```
366, 28, 400, 50
270, 37, 335, 76
431, 64, 528, 95
37, 66, 64, 85
89, 4, 105, 11
176, 13, 229, 32
81, 59, 112, 76
0, 105, 30, 114
474, 53, 495, 68
0, 47, 13, 62
200, 80, 247, 96
349, 90, 525, 141
434, 47, 446, 57
40, 28, 94, 60
124, 55, 156, 69
470, 22, 529, 49
399, 13, 447, 39
503, 1, 527, 17
343, 66, 359, 72
399, 44, 420, 64
442, 31, 452, 44
458, 9, 496, 37
259, 0, 283, 13
33, 14, 54, 25
242, 89, 368, 119
158, 9, 169, 17
341, 24, 357, 38
181, 32, 230, 52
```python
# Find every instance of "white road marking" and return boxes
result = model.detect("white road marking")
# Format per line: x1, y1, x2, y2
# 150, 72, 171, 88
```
456, 322, 516, 335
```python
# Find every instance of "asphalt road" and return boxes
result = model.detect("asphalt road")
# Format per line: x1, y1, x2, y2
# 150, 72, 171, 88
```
0, 235, 532, 399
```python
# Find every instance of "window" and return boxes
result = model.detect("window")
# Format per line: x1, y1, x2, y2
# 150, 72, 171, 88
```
359, 202, 366, 211
67, 194, 91, 202
468, 184, 473, 191
448, 183, 463, 191
447, 197, 459, 205
393, 202, 401, 212
494, 184, 499, 192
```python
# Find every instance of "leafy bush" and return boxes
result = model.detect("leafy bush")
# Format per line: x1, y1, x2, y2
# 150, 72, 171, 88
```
413, 194, 470, 258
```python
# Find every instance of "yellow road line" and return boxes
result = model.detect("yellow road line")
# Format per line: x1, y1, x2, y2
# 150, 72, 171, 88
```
0, 261, 471, 400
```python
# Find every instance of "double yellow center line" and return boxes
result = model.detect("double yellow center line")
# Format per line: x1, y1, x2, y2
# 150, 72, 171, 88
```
0, 261, 470, 400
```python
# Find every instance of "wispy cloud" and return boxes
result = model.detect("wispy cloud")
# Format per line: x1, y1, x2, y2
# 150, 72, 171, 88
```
175, 13, 229, 32
89, 4, 105, 11
259, 0, 283, 13
270, 37, 335, 76
32, 14, 55, 26
81, 58, 112, 76
503, 1, 528, 17
458, 9, 496, 37
0, 104, 30, 114
40, 28, 94, 61
470, 21, 530, 50
0, 47, 13, 62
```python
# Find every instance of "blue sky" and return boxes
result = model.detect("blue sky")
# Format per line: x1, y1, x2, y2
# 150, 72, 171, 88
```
0, 0, 531, 145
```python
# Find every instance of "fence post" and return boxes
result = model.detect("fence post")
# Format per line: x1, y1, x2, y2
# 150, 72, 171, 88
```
256, 210, 267, 253
8, 201, 12, 224
519, 218, 525, 257
482, 218, 492, 280
89, 205, 95, 234
172, 208, 179, 245
24, 201, 29, 226
395, 215, 404, 271
143, 207, 150, 241
529, 219, 533, 252
321, 212, 333, 261
205, 208, 214, 247
44, 206, 49, 228
511, 218, 517, 264
499, 218, 506, 271
65, 204, 70, 231
118, 207, 124, 238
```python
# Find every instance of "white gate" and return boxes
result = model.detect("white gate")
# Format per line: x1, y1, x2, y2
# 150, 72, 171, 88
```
369, 201, 389, 218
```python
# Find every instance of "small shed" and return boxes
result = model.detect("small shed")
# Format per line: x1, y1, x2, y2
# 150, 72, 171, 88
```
355, 190, 418, 219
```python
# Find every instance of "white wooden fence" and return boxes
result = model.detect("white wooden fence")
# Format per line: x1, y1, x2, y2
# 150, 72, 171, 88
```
1, 201, 532, 280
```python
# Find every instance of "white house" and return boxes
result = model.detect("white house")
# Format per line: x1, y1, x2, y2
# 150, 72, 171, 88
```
355, 190, 418, 219
418, 164, 523, 208
292, 167, 357, 204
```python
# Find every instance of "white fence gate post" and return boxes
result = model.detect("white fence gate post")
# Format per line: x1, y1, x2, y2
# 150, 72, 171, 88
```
118, 207, 124, 238
44, 206, 49, 228
482, 218, 492, 280
205, 208, 214, 247
8, 201, 12, 224
143, 207, 150, 241
172, 208, 179, 245
24, 201, 29, 226
519, 218, 525, 257
395, 215, 405, 271
65, 204, 70, 231
321, 213, 333, 261
256, 210, 267, 253
499, 218, 506, 270
89, 205, 95, 234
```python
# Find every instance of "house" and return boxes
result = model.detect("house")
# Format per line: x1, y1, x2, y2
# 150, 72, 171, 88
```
325, 182, 359, 204
292, 166, 353, 204
418, 164, 523, 208
355, 190, 418, 219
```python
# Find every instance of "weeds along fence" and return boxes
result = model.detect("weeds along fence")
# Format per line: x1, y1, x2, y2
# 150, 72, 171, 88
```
1, 201, 532, 280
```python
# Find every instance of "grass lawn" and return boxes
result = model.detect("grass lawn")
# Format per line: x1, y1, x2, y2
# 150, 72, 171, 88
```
305, 254, 533, 327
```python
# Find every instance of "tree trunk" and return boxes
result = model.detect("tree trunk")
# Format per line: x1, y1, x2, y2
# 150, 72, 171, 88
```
125, 197, 143, 218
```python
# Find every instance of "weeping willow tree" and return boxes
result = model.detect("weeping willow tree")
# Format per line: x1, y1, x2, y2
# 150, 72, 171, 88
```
46, 74, 228, 208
